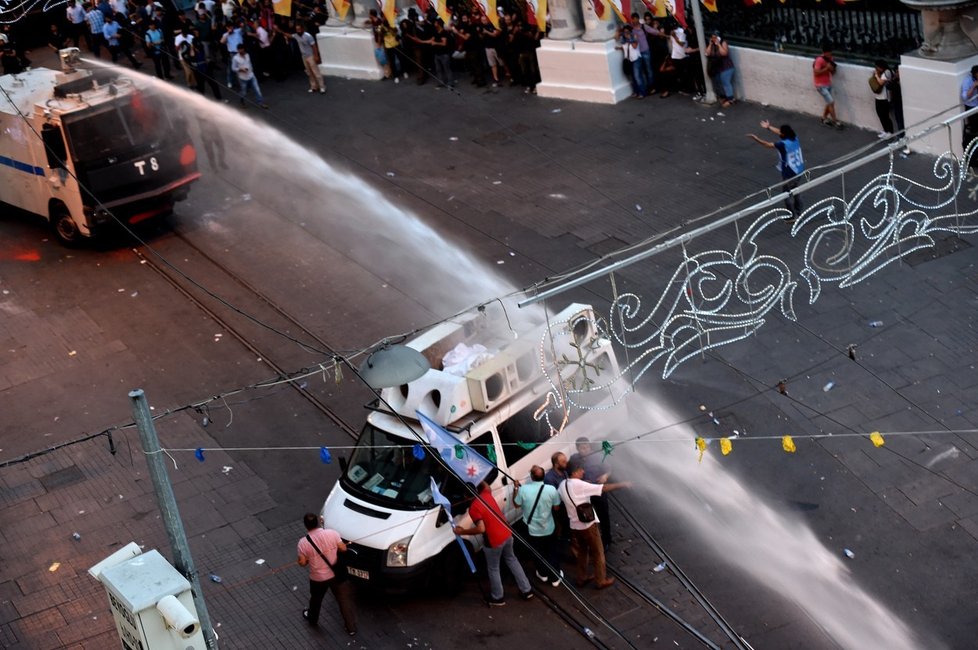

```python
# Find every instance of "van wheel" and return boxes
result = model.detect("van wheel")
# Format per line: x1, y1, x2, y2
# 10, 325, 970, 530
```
52, 205, 82, 246
430, 541, 469, 596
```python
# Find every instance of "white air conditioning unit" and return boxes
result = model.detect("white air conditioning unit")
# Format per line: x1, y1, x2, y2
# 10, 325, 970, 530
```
466, 338, 541, 412
381, 368, 474, 425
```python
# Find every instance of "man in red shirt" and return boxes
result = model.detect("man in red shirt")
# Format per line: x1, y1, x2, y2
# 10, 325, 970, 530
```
297, 513, 357, 635
813, 41, 842, 129
456, 480, 533, 606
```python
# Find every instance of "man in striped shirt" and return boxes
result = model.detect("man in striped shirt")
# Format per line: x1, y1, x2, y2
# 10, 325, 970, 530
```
85, 3, 105, 59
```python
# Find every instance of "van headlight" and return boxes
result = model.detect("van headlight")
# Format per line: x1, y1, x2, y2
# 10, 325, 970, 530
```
386, 536, 412, 567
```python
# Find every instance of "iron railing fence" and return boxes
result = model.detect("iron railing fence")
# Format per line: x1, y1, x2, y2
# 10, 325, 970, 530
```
695, 0, 922, 64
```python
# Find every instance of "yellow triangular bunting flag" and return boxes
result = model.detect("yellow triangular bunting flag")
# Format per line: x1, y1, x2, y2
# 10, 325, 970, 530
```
720, 438, 732, 455
782, 435, 796, 453
869, 431, 885, 448
695, 437, 707, 462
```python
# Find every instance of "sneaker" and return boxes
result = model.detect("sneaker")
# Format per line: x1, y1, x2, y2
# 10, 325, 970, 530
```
308, 88, 314, 93
492, 81, 499, 88
520, 590, 534, 601
302, 609, 316, 626
834, 120, 844, 130
877, 131, 890, 139
487, 597, 506, 607
394, 77, 399, 83
403, 72, 409, 79
821, 118, 833, 126
260, 103, 269, 109
319, 88, 326, 93
535, 571, 549, 583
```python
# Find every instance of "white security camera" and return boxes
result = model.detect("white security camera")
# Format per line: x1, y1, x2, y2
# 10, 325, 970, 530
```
156, 595, 200, 639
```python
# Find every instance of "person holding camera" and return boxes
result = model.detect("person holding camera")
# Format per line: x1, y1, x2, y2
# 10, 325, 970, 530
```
813, 42, 842, 129
960, 64, 978, 163
297, 513, 357, 636
558, 459, 630, 590
706, 30, 734, 108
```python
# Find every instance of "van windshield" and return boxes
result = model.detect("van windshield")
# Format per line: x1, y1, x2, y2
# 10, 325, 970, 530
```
344, 424, 441, 509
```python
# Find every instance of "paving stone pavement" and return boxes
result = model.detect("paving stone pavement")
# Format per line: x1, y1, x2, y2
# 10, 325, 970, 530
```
3, 43, 978, 649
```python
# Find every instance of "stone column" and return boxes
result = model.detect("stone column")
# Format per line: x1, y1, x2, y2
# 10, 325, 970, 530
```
325, 0, 354, 26
900, 1, 978, 155
580, 0, 616, 42
548, 0, 585, 40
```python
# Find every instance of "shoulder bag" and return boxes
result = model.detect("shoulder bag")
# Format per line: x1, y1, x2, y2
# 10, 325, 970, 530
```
305, 533, 348, 583
564, 480, 596, 524
512, 483, 546, 540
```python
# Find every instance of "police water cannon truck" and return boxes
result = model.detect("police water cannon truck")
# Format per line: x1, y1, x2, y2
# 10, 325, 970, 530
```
0, 48, 199, 245
321, 303, 626, 592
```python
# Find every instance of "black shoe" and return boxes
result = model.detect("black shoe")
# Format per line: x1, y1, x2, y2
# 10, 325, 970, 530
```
302, 609, 317, 626
487, 597, 506, 607
520, 590, 534, 601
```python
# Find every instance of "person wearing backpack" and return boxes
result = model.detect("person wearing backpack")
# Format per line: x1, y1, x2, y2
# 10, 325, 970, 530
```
558, 460, 631, 589
870, 60, 894, 139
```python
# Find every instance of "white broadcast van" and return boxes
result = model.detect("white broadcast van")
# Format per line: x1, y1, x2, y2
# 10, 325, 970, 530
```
0, 48, 199, 244
321, 303, 624, 591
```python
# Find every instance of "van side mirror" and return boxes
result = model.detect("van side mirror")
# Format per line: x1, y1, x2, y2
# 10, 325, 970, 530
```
41, 123, 68, 170
435, 508, 449, 528
338, 456, 348, 473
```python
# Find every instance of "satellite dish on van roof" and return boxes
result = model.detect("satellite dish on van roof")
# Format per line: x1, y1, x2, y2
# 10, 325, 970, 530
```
358, 344, 430, 389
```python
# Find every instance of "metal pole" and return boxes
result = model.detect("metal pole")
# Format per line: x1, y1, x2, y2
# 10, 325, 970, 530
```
689, 0, 716, 104
129, 389, 218, 649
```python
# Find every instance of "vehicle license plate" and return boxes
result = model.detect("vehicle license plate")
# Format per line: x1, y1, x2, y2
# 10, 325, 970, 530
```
348, 567, 369, 580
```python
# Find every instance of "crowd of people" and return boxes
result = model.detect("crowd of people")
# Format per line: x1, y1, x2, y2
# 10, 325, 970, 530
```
1, 0, 739, 105
615, 12, 735, 105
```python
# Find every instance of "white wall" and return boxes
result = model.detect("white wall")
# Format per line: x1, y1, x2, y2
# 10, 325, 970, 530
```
727, 46, 879, 132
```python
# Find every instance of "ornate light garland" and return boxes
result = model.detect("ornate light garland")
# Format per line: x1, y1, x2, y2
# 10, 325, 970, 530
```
536, 148, 978, 421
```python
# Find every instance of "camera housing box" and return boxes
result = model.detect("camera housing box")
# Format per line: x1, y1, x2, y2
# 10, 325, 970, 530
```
91, 548, 206, 650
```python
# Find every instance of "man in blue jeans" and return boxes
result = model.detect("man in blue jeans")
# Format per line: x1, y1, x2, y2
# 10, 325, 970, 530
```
630, 13, 655, 94
231, 43, 268, 109
457, 480, 533, 606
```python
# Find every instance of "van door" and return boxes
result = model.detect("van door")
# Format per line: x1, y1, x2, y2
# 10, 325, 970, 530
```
495, 402, 556, 523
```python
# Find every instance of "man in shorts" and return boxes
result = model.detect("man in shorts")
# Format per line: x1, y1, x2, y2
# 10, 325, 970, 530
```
813, 42, 842, 129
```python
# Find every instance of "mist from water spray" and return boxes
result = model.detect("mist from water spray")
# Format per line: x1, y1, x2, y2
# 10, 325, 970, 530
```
84, 59, 526, 329
87, 62, 930, 649
616, 398, 931, 650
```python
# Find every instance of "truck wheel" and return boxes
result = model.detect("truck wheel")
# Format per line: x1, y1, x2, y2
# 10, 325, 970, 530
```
52, 206, 81, 246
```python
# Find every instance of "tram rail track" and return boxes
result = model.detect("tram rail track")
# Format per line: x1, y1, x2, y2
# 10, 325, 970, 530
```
132, 231, 359, 440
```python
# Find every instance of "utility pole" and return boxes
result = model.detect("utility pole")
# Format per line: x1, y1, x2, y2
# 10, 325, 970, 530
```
689, 0, 716, 104
129, 389, 218, 649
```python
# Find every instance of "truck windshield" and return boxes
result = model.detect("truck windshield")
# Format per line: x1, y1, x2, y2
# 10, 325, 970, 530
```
64, 90, 172, 163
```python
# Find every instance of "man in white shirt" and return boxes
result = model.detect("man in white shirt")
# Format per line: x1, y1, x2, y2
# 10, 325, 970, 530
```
174, 25, 195, 87
232, 43, 268, 108
558, 459, 630, 590
66, 0, 87, 48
